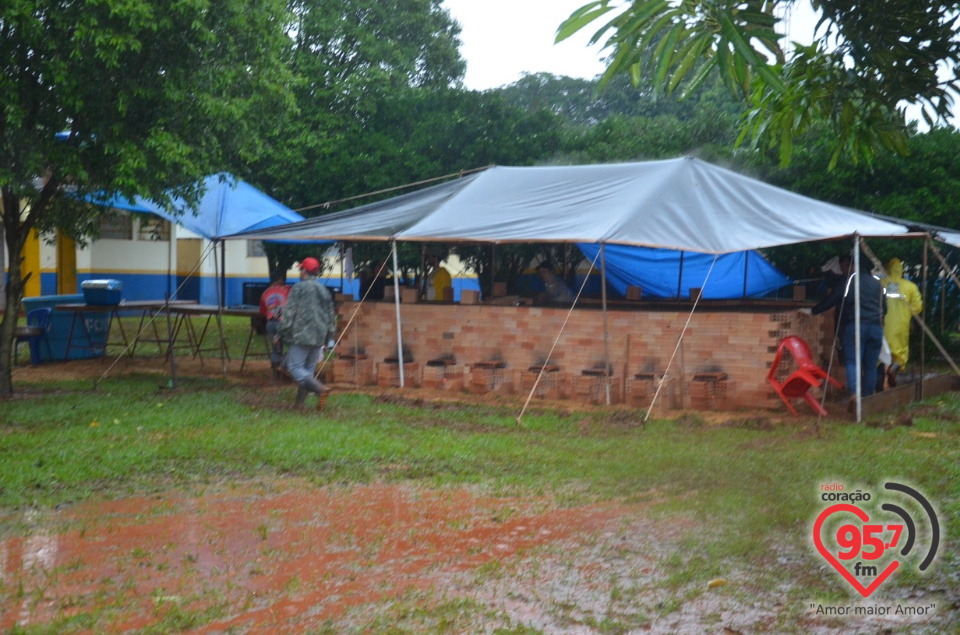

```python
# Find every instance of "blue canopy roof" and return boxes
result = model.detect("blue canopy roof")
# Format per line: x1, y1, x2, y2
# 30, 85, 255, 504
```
147, 174, 304, 240
83, 174, 304, 240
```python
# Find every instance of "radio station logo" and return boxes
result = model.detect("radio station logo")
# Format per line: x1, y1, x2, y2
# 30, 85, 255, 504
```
813, 482, 939, 598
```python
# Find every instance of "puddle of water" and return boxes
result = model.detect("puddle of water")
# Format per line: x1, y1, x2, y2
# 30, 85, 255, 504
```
1, 480, 953, 634
0, 479, 621, 633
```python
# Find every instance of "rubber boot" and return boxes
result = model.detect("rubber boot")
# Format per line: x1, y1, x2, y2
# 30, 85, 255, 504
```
301, 376, 330, 411
294, 383, 308, 410
271, 362, 283, 384
887, 362, 899, 387
302, 376, 324, 394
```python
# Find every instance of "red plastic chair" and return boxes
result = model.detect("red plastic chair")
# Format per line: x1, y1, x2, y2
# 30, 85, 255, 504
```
767, 335, 843, 416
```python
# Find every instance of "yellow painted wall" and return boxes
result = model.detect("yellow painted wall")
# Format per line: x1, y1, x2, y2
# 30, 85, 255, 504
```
177, 238, 202, 276
23, 229, 41, 297
57, 231, 77, 294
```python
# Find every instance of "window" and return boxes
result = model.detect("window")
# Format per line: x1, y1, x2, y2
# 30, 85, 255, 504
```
137, 218, 170, 241
247, 240, 266, 258
98, 214, 133, 240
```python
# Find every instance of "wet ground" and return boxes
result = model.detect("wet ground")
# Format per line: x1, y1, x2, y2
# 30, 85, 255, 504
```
0, 480, 635, 633
3, 359, 956, 633
1, 479, 952, 634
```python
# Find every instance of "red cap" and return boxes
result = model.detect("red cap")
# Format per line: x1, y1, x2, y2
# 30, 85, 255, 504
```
299, 257, 320, 274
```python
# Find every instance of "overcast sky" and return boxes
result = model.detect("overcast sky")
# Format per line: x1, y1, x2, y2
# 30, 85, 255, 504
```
441, 0, 607, 90
441, 0, 820, 91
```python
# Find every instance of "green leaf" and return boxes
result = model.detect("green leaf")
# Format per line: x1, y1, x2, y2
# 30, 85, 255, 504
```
653, 23, 686, 89
669, 36, 707, 94
733, 52, 748, 87
616, 0, 672, 35
676, 40, 716, 99
779, 125, 793, 167
715, 10, 785, 94
556, 4, 616, 43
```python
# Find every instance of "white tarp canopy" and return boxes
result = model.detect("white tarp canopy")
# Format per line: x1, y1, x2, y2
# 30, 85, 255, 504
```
937, 232, 960, 248
233, 157, 911, 252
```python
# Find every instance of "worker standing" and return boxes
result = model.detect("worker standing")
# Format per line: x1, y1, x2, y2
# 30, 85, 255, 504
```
259, 270, 290, 383
880, 257, 923, 387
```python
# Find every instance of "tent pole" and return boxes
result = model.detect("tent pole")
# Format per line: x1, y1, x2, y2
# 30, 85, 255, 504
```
420, 244, 427, 298
939, 245, 946, 333
742, 252, 749, 298
168, 223, 175, 300
220, 241, 226, 307
600, 243, 611, 405
922, 236, 929, 400
677, 251, 685, 302
853, 236, 862, 422
392, 241, 405, 387
165, 291, 177, 388
215, 239, 227, 376
675, 250, 686, 408
491, 244, 496, 298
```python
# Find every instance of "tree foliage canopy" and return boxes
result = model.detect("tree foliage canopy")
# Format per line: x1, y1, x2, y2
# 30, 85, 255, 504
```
497, 72, 741, 125
558, 0, 960, 168
252, 0, 467, 206
2, 0, 293, 222
0, 0, 294, 396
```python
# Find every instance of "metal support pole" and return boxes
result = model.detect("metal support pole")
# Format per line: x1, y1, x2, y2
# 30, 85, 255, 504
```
491, 244, 496, 298
420, 244, 427, 298
220, 241, 226, 307
742, 251, 749, 298
677, 252, 685, 303
214, 240, 227, 376
392, 241, 405, 387
600, 243, 611, 405
922, 236, 929, 400
853, 237, 862, 422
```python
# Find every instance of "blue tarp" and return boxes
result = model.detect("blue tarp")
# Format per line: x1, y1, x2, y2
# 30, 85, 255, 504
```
83, 174, 305, 239
147, 174, 304, 239
85, 194, 155, 213
577, 243, 791, 299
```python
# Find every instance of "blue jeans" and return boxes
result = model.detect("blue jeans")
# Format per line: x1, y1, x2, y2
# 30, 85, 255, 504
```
266, 319, 283, 367
842, 322, 884, 397
285, 344, 322, 385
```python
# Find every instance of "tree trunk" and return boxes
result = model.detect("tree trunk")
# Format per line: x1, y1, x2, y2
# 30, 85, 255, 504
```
0, 221, 5, 314
1, 189, 28, 399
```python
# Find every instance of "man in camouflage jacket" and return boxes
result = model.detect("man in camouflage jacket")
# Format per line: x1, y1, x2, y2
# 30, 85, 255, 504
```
276, 257, 336, 409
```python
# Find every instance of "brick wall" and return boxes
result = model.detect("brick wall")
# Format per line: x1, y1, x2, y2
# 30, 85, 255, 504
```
334, 300, 837, 411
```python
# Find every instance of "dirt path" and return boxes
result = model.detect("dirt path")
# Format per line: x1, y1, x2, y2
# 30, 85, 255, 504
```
1, 479, 951, 634
0, 480, 632, 633
4, 359, 954, 633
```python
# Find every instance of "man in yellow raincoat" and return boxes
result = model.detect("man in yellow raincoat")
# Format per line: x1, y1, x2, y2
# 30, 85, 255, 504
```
881, 257, 923, 387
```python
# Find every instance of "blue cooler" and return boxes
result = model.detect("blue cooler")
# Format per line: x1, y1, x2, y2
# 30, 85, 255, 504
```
81, 279, 123, 305
22, 294, 108, 361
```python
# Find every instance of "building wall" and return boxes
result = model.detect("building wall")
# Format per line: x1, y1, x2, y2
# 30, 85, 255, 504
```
26, 217, 291, 305
335, 299, 836, 411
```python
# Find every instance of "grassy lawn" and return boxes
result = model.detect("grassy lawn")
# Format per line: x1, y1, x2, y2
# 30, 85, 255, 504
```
2, 377, 958, 540
2, 321, 959, 632
3, 374, 957, 515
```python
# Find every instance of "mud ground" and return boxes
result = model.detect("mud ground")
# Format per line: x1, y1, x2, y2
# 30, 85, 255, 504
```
2, 358, 953, 633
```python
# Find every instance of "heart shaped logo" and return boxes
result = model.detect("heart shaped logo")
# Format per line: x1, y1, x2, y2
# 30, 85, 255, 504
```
813, 504, 899, 597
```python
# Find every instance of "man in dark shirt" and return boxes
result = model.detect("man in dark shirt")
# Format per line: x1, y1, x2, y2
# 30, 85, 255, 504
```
259, 270, 290, 382
802, 254, 886, 400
